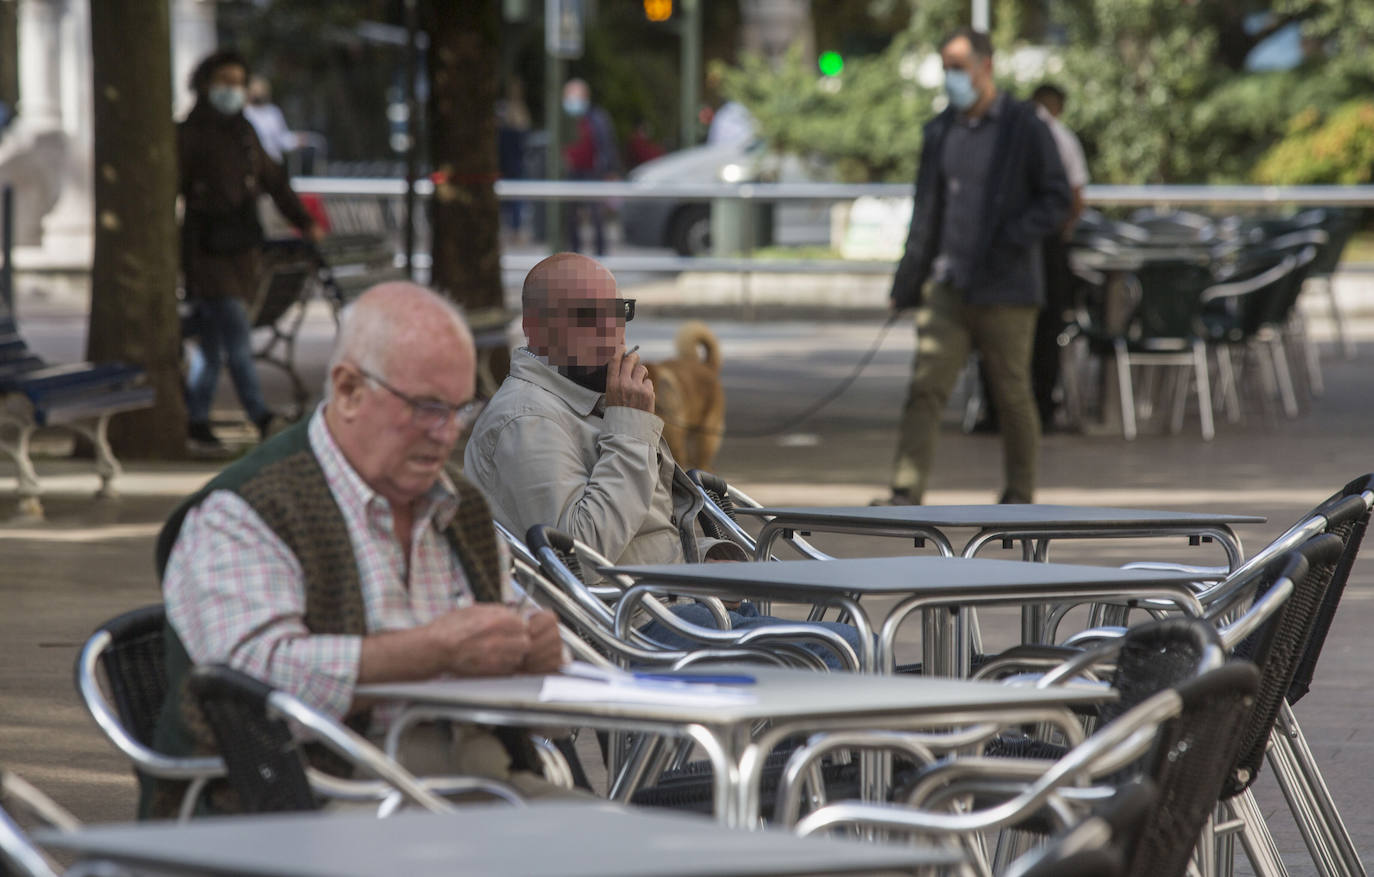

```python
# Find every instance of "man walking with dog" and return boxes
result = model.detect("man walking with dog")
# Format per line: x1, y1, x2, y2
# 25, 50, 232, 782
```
878, 28, 1070, 506
465, 253, 863, 663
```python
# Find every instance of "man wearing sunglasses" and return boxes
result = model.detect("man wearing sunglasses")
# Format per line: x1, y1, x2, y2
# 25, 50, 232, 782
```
466, 254, 863, 664
150, 282, 566, 816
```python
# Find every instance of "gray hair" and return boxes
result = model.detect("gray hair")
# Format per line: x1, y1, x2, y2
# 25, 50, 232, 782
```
322, 284, 470, 400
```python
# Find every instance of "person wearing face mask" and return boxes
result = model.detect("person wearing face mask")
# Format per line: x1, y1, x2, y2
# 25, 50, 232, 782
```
877, 28, 1071, 507
178, 49, 323, 455
464, 253, 865, 666
560, 78, 620, 255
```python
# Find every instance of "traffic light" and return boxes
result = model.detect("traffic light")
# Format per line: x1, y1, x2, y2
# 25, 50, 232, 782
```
818, 51, 844, 77
643, 0, 671, 22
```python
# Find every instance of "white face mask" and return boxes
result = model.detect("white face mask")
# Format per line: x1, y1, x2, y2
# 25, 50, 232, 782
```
208, 85, 246, 115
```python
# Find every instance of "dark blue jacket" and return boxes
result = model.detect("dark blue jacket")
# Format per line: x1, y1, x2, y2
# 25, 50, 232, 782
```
890, 96, 1070, 309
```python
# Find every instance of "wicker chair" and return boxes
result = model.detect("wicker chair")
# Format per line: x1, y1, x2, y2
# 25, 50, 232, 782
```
74, 605, 224, 821
187, 664, 524, 816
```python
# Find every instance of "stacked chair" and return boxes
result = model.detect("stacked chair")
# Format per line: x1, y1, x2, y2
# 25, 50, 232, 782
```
1063, 206, 1361, 438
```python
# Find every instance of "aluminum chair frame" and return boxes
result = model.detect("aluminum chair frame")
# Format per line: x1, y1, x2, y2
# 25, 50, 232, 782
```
0, 771, 76, 877
188, 664, 525, 816
74, 605, 225, 822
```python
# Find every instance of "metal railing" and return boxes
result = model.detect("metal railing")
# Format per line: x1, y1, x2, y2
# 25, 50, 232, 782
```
290, 178, 1374, 276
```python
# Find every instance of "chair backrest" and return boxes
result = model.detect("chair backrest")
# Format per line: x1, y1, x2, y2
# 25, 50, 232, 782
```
1123, 660, 1259, 877
81, 605, 169, 750
1098, 617, 1226, 729
685, 469, 831, 561
1125, 261, 1215, 344
1224, 532, 1348, 798
188, 665, 320, 814
1287, 474, 1374, 705
1003, 779, 1155, 877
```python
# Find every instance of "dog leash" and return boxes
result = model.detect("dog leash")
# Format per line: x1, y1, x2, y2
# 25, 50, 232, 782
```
657, 312, 903, 439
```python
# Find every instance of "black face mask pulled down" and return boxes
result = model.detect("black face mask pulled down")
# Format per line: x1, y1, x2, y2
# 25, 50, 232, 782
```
559, 362, 609, 394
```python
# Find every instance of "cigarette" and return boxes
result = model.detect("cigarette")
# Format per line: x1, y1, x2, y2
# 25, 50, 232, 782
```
626, 345, 640, 356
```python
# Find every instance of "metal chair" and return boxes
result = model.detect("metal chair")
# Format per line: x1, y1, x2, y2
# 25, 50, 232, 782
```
1110, 260, 1219, 440
74, 605, 224, 821
796, 657, 1258, 877
1000, 779, 1155, 877
0, 770, 76, 877
187, 664, 524, 816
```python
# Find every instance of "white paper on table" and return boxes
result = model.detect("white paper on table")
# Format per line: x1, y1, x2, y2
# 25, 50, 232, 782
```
540, 663, 758, 706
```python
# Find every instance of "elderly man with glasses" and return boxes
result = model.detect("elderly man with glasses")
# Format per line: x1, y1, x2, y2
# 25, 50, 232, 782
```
148, 282, 566, 817
465, 253, 863, 662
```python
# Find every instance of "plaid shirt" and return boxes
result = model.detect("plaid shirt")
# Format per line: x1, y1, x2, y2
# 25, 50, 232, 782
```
164, 408, 511, 721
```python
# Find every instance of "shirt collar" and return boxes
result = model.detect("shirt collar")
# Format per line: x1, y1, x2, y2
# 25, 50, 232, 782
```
309, 405, 459, 530
511, 348, 604, 417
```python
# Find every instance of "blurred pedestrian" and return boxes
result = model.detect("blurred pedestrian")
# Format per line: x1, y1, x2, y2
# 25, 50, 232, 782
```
179, 49, 323, 454
242, 76, 296, 165
1029, 82, 1089, 428
625, 119, 667, 169
497, 79, 532, 241
878, 29, 1070, 506
561, 78, 619, 255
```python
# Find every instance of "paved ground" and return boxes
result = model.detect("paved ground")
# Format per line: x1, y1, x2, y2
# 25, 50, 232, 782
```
1, 289, 1371, 874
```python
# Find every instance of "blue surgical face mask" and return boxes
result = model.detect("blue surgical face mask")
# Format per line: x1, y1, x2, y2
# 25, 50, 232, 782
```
562, 96, 589, 117
208, 85, 246, 116
944, 70, 978, 111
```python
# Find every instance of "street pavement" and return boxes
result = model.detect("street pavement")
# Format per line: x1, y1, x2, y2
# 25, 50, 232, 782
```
1, 287, 1372, 875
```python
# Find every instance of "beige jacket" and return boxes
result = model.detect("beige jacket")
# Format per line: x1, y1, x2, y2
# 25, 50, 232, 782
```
464, 350, 691, 567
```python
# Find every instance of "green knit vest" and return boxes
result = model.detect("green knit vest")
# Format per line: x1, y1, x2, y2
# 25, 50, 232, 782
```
141, 418, 527, 819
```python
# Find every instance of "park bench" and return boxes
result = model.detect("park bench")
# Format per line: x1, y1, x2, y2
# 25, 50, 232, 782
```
0, 307, 156, 519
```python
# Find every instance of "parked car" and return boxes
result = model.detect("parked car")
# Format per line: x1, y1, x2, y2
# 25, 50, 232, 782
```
621, 139, 834, 256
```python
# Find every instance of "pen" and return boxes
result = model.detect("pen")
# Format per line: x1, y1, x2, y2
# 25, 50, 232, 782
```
633, 672, 756, 686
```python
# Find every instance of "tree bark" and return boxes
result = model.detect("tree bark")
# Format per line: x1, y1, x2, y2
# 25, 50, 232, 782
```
427, 0, 503, 312
87, 0, 187, 457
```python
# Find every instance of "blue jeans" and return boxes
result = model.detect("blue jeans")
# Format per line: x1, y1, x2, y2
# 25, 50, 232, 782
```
185, 297, 268, 425
638, 601, 864, 670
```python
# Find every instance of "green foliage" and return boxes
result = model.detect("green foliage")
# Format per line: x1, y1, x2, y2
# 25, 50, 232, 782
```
1253, 100, 1374, 184
719, 0, 1374, 185
716, 37, 936, 182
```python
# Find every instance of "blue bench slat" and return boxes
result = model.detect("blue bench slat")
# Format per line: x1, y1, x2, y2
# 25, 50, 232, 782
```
37, 386, 157, 427
4, 363, 146, 396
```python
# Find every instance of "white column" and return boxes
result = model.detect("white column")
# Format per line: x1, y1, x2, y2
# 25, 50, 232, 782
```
39, 0, 93, 260
171, 0, 217, 120
16, 0, 64, 130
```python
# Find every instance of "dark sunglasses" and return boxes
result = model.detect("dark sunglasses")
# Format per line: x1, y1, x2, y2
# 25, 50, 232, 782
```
567, 298, 636, 323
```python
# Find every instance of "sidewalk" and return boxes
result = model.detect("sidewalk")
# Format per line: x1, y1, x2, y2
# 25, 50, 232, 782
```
1, 306, 1371, 873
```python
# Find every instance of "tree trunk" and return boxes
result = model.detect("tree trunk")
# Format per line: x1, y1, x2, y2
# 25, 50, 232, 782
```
427, 0, 503, 312
87, 0, 186, 457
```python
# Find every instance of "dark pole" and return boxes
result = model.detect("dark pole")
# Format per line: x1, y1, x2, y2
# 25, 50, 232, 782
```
1, 185, 13, 313
403, 0, 419, 278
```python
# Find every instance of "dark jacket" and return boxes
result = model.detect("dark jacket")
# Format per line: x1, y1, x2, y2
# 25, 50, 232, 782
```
178, 101, 315, 303
890, 95, 1070, 309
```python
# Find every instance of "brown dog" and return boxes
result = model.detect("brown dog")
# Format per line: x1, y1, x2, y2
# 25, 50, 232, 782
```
644, 321, 726, 471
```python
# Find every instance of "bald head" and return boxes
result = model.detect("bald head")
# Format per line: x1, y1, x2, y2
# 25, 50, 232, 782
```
328, 281, 473, 396
522, 253, 623, 366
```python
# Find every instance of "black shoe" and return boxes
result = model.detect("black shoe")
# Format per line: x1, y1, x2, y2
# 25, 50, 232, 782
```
254, 413, 279, 441
186, 422, 230, 456
871, 490, 918, 507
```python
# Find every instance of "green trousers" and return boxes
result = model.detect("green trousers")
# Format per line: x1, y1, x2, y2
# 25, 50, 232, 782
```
892, 282, 1041, 503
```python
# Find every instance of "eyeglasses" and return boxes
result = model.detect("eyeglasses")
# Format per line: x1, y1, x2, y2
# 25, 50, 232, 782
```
355, 367, 484, 431
566, 298, 636, 324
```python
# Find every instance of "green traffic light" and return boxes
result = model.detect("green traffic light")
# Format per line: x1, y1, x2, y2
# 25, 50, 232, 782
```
818, 51, 843, 77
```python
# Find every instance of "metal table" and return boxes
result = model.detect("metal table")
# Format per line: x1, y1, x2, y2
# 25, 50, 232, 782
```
358, 666, 1109, 829
40, 802, 966, 876
735, 504, 1263, 567
606, 555, 1205, 677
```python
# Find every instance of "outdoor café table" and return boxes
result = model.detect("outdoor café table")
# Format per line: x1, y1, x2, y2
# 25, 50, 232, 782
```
357, 665, 1110, 829
39, 802, 967, 877
735, 504, 1264, 568
605, 555, 1206, 677
734, 504, 1262, 649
